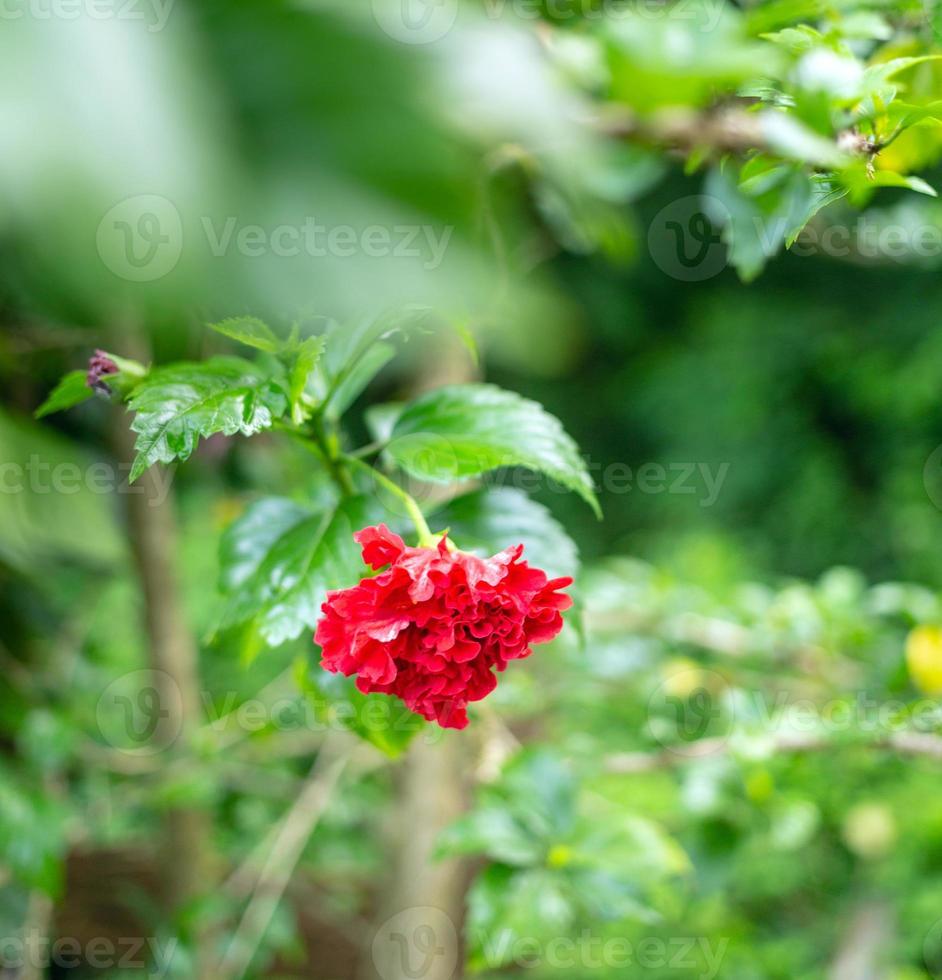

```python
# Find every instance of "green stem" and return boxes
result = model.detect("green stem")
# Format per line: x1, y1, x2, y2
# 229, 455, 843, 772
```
310, 417, 355, 497
348, 440, 386, 460
342, 455, 436, 546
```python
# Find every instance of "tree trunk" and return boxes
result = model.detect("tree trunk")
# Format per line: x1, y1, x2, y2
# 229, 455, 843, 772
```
358, 329, 480, 980
110, 393, 213, 976
360, 734, 470, 980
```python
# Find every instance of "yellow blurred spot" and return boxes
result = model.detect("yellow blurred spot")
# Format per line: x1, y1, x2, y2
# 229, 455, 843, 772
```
906, 625, 942, 696
661, 658, 706, 699
213, 496, 245, 530
842, 802, 897, 860
745, 769, 774, 804
546, 844, 573, 868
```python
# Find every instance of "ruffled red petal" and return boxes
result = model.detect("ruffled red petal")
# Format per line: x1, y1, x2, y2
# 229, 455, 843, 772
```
354, 523, 406, 570
314, 527, 572, 729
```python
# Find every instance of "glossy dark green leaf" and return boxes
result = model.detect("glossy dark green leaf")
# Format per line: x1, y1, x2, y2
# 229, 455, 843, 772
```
127, 357, 288, 481
219, 494, 374, 646
388, 384, 600, 517
432, 488, 579, 580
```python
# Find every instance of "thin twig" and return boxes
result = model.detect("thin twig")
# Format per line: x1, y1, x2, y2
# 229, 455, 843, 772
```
215, 732, 354, 980
604, 730, 942, 774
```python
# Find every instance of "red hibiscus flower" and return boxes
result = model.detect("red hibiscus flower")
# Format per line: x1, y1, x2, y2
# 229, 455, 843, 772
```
314, 525, 573, 729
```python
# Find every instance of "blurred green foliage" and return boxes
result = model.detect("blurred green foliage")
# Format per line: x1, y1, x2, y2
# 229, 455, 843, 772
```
2, 0, 942, 976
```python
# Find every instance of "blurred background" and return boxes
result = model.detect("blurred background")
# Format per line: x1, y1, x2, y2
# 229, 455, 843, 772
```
5, 0, 942, 977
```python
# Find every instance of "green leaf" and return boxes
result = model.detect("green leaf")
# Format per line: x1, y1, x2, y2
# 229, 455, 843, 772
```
705, 164, 815, 281
869, 171, 938, 197
432, 488, 579, 581
604, 10, 777, 113
452, 318, 479, 366
437, 808, 544, 866
34, 371, 94, 419
0, 761, 69, 896
364, 402, 403, 445
465, 866, 576, 971
760, 26, 824, 53
388, 384, 600, 517
841, 165, 938, 205
319, 307, 470, 418
785, 175, 849, 247
295, 659, 426, 758
288, 335, 325, 425
860, 56, 942, 100
881, 100, 942, 133
327, 341, 396, 419
208, 316, 282, 353
319, 308, 434, 417
127, 357, 288, 481
0, 409, 123, 571
219, 494, 375, 646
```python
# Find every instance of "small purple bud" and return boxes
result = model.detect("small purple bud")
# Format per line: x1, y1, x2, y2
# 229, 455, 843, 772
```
86, 350, 119, 395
